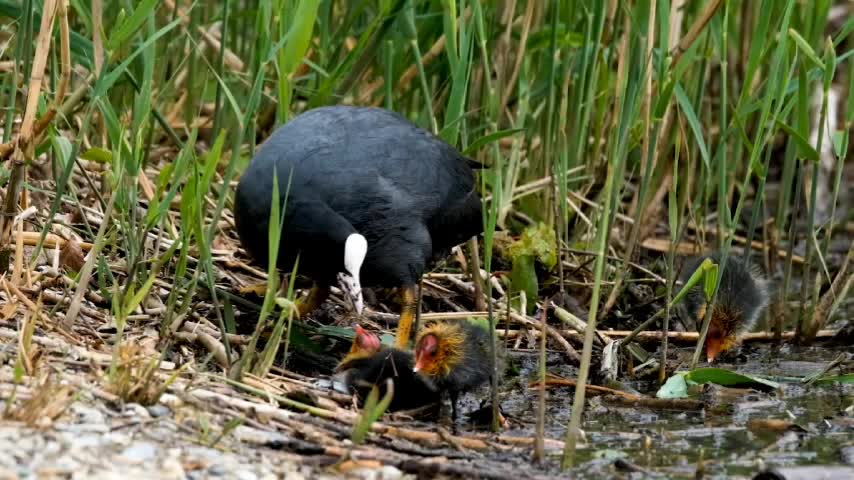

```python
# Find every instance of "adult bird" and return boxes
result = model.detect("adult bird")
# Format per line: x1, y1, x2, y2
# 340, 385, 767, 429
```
234, 106, 483, 348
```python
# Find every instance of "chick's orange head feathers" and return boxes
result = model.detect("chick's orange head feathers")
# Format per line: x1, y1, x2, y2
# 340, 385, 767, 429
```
413, 333, 439, 373
337, 325, 384, 373
413, 322, 466, 377
705, 335, 725, 363
349, 325, 381, 357
705, 314, 739, 362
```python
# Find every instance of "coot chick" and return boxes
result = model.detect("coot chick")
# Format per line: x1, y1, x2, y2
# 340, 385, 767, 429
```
339, 324, 383, 362
679, 252, 770, 362
336, 326, 441, 412
413, 318, 499, 428
234, 106, 483, 348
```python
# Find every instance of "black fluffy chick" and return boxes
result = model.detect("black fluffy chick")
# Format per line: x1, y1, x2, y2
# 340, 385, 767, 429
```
336, 326, 440, 412
679, 252, 770, 362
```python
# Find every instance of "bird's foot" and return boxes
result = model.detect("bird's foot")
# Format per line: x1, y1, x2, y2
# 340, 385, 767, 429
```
296, 284, 331, 317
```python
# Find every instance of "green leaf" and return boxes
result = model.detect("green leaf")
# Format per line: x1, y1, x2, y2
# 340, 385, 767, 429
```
811, 374, 854, 385
832, 131, 846, 159
223, 297, 236, 335
658, 368, 781, 398
351, 386, 379, 444
654, 77, 676, 119
314, 325, 359, 341
284, 324, 323, 354
788, 29, 824, 70
465, 316, 492, 334
199, 131, 227, 201
822, 36, 836, 92
672, 258, 713, 305
674, 83, 710, 168
703, 263, 719, 302
685, 367, 781, 392
106, 0, 160, 50
123, 240, 180, 318
507, 223, 558, 268
277, 0, 322, 121
510, 255, 538, 315
775, 119, 820, 161
462, 128, 525, 156
96, 18, 182, 97
274, 297, 298, 315
51, 136, 73, 168
656, 372, 689, 399
145, 130, 197, 230
832, 13, 854, 47
351, 379, 394, 444
80, 147, 113, 164
199, 59, 245, 132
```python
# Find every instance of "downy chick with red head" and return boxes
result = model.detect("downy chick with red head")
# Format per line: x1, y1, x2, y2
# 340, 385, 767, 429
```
413, 318, 500, 428
336, 325, 440, 412
679, 252, 770, 362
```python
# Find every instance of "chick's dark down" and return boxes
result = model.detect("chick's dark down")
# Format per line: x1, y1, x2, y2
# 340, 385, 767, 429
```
341, 348, 441, 412
234, 106, 483, 288
426, 320, 495, 394
679, 252, 769, 334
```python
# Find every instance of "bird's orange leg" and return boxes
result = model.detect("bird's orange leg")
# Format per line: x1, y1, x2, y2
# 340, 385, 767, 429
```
394, 284, 418, 349
297, 283, 330, 317
237, 281, 269, 297
240, 281, 328, 317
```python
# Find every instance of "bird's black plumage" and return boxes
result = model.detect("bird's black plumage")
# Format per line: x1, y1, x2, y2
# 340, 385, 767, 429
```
429, 322, 494, 394
413, 319, 501, 428
679, 252, 769, 334
678, 252, 770, 361
339, 347, 441, 412
234, 106, 483, 290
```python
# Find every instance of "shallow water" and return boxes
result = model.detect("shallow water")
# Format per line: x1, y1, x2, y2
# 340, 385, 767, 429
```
469, 343, 854, 478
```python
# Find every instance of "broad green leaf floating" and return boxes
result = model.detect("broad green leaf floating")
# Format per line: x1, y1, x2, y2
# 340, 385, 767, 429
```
812, 374, 854, 386
686, 368, 781, 392
657, 367, 780, 399
656, 372, 689, 399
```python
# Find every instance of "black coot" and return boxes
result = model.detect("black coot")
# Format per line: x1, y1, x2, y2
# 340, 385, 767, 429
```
234, 106, 483, 348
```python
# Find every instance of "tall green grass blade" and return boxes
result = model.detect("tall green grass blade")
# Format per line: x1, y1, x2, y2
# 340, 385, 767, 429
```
105, 0, 160, 50
674, 83, 711, 168
788, 29, 824, 70
95, 18, 181, 97
277, 0, 320, 123
351, 380, 394, 444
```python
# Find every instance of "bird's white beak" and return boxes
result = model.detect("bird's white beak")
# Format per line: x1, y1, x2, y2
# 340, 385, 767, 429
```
337, 272, 364, 315
340, 233, 368, 315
